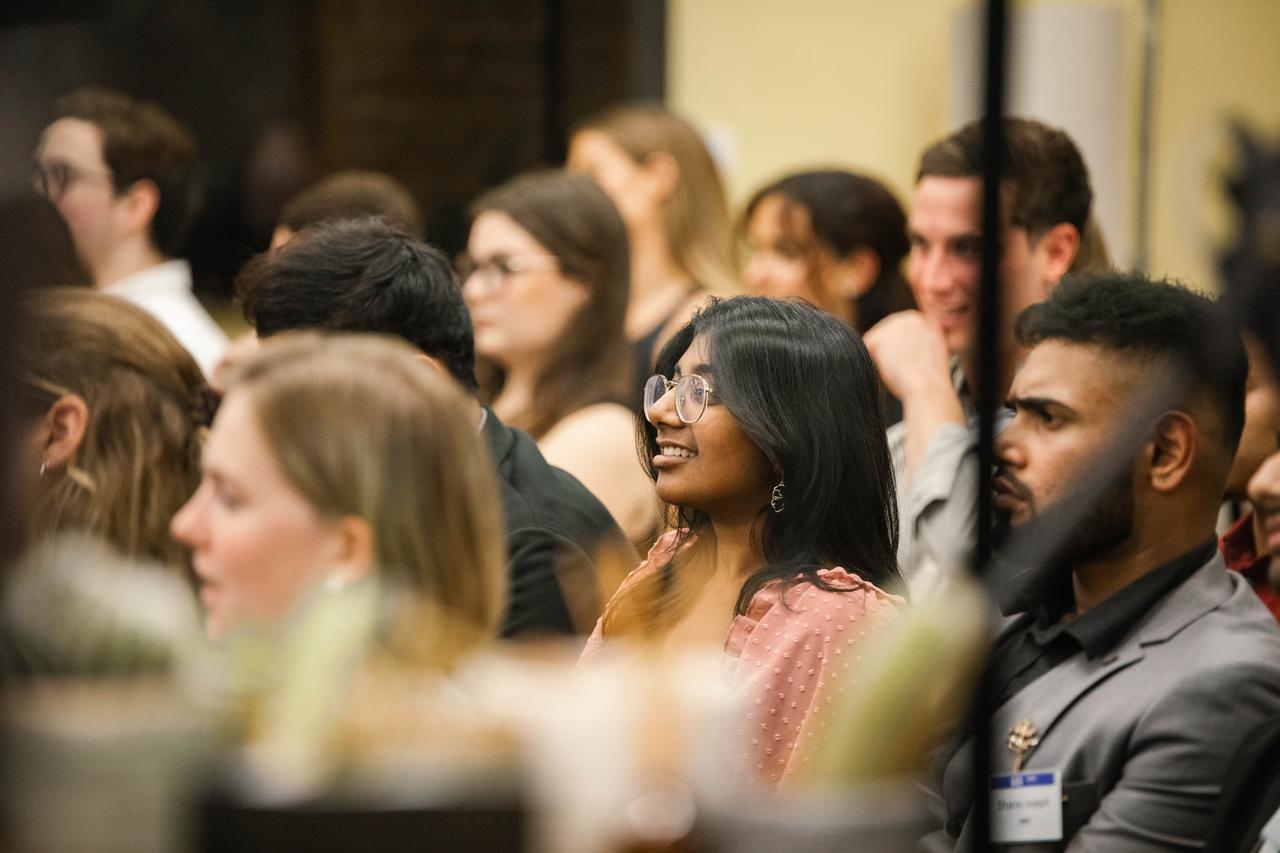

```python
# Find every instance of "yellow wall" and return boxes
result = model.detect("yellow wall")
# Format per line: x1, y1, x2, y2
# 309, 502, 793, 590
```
668, 0, 1280, 291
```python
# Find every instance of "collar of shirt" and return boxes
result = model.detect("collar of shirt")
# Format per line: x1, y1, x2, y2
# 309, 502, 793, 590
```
1025, 537, 1217, 660
1222, 511, 1268, 575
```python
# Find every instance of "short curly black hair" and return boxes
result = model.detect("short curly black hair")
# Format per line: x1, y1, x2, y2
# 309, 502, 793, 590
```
1015, 272, 1247, 454
237, 217, 477, 391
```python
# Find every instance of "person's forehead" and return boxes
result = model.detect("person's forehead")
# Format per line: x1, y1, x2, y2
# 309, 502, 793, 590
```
909, 176, 982, 233
37, 117, 106, 166
676, 336, 710, 370
468, 210, 543, 253
1013, 340, 1138, 410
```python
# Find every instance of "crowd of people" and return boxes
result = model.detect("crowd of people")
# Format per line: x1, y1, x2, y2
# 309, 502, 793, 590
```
9, 82, 1280, 852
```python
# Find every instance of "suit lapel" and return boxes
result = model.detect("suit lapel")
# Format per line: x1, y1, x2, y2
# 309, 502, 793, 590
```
990, 552, 1232, 769
992, 646, 1142, 769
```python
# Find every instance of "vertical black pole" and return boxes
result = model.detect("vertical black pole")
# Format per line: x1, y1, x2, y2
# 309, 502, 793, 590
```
973, 0, 1008, 848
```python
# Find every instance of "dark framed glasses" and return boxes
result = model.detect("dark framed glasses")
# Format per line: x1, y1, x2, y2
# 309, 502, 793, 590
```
644, 373, 715, 424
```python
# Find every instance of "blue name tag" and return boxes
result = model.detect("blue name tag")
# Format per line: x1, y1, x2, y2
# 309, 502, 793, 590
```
990, 770, 1063, 843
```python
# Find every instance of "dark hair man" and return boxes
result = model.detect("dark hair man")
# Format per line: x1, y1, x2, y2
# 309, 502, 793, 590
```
924, 273, 1280, 851
33, 86, 226, 377
864, 117, 1097, 592
236, 217, 637, 638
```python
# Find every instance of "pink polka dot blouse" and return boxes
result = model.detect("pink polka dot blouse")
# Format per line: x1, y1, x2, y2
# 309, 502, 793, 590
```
582, 530, 904, 787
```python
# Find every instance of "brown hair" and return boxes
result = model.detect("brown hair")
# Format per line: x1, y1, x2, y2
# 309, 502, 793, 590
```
469, 170, 631, 438
224, 334, 506, 665
575, 103, 738, 295
19, 289, 208, 568
54, 87, 201, 256
917, 116, 1092, 239
279, 170, 424, 239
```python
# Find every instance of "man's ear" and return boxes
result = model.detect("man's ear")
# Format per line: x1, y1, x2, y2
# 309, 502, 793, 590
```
119, 178, 161, 241
832, 247, 881, 300
269, 225, 295, 250
1146, 411, 1198, 493
41, 394, 90, 469
640, 150, 680, 206
1036, 222, 1081, 286
412, 352, 450, 380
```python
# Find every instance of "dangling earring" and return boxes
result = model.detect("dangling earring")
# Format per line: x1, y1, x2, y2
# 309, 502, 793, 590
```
770, 478, 785, 513
39, 458, 48, 478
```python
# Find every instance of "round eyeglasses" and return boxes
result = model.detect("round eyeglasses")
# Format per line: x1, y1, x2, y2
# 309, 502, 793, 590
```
644, 373, 716, 424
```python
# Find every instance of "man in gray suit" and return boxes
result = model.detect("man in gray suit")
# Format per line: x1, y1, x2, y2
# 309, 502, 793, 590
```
926, 272, 1280, 851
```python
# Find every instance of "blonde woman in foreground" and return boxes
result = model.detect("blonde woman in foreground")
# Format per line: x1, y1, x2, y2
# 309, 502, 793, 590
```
172, 333, 505, 664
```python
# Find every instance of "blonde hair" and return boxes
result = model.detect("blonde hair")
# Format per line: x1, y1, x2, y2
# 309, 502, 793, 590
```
19, 289, 206, 569
577, 103, 738, 295
224, 333, 506, 665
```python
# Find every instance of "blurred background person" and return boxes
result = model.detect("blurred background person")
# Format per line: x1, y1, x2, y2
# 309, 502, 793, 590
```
568, 103, 738, 396
236, 217, 637, 638
741, 169, 915, 334
583, 296, 905, 787
18, 288, 209, 571
270, 169, 424, 249
865, 116, 1093, 593
172, 333, 505, 657
33, 86, 227, 377
1219, 333, 1280, 621
463, 170, 656, 545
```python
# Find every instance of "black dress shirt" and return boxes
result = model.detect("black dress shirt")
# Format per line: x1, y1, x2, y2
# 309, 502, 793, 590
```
482, 408, 639, 638
988, 537, 1217, 711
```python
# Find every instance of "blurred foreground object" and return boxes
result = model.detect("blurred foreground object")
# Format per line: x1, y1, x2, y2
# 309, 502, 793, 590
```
0, 535, 225, 853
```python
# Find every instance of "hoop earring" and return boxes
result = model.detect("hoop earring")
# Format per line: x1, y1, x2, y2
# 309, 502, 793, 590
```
770, 478, 785, 514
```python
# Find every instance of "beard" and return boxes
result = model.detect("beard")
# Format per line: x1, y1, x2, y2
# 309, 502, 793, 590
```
994, 473, 1135, 569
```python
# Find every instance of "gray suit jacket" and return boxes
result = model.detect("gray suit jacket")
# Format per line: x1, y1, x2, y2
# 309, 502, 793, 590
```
923, 552, 1280, 851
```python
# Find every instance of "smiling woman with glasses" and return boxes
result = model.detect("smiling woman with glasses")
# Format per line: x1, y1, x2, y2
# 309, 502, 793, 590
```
461, 169, 657, 546
582, 295, 907, 788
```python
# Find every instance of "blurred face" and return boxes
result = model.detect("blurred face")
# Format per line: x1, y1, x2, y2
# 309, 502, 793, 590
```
646, 336, 775, 521
1249, 451, 1280, 554
567, 130, 654, 229
994, 341, 1137, 557
34, 118, 121, 275
907, 176, 1045, 357
1226, 336, 1280, 499
171, 391, 341, 638
743, 194, 843, 317
461, 211, 589, 368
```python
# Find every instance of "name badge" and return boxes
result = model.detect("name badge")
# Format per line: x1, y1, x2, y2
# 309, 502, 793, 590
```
990, 770, 1063, 843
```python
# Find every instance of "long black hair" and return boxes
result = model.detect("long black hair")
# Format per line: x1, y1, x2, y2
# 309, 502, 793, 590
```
639, 296, 903, 613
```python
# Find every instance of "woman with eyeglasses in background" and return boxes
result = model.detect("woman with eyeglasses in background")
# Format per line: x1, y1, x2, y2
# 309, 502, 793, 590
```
461, 170, 657, 546
582, 296, 906, 787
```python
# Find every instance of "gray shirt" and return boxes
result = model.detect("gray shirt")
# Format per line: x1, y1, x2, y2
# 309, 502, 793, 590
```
889, 361, 1001, 596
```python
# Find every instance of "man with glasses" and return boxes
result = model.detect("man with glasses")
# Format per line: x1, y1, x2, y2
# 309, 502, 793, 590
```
235, 216, 638, 639
33, 86, 226, 377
